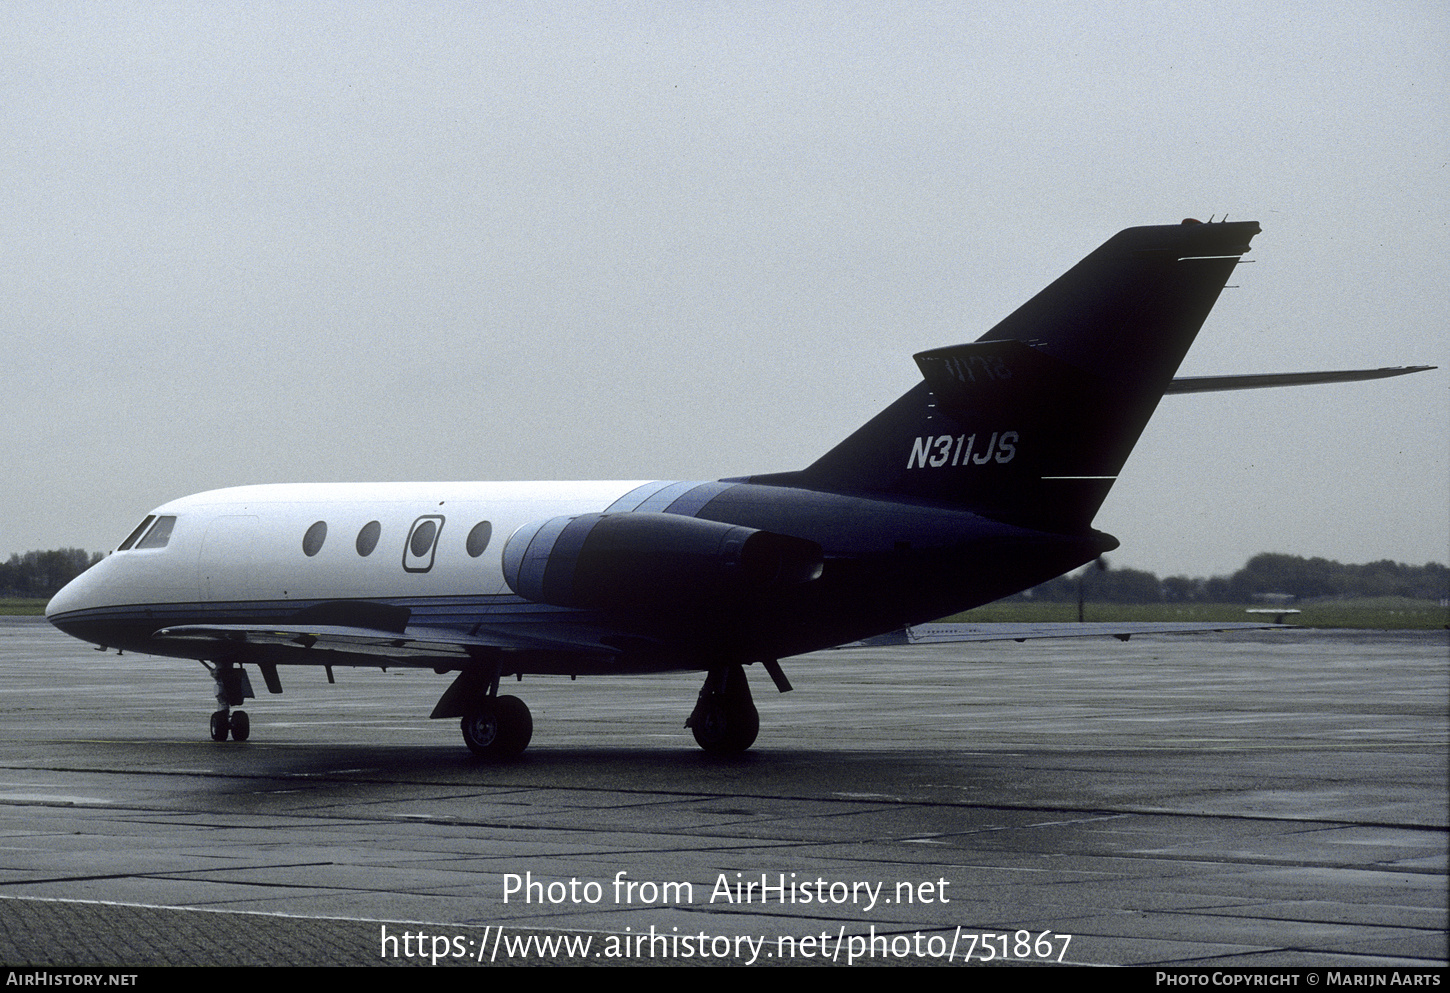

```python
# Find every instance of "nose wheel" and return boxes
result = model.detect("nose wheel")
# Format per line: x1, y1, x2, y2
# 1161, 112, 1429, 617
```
209, 709, 250, 742
206, 660, 255, 742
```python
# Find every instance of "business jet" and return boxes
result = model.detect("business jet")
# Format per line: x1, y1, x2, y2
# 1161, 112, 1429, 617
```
45, 220, 1432, 757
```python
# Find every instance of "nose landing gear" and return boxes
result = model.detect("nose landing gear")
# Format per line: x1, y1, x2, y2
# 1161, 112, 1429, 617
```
205, 661, 254, 742
209, 708, 250, 741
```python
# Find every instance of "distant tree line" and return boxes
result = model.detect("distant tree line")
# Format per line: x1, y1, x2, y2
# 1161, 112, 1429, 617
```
1012, 553, 1450, 604
4, 547, 1448, 604
1, 549, 103, 598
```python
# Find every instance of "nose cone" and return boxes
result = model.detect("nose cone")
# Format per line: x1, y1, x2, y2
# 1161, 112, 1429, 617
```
45, 574, 84, 623
45, 563, 107, 643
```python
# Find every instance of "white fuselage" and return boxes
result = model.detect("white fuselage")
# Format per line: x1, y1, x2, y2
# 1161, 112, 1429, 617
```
46, 480, 655, 617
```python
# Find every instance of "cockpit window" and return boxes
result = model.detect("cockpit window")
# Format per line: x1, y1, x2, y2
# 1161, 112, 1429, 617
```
134, 516, 177, 550
117, 515, 156, 551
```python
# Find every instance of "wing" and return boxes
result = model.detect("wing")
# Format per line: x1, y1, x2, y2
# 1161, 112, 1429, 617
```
153, 621, 625, 668
851, 620, 1285, 646
1166, 366, 1434, 394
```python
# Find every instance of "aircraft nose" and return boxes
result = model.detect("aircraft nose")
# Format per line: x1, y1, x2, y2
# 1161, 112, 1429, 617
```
44, 568, 120, 650
45, 567, 101, 630
46, 577, 80, 621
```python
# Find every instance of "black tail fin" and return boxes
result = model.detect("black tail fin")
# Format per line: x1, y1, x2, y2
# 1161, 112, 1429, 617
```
753, 220, 1260, 532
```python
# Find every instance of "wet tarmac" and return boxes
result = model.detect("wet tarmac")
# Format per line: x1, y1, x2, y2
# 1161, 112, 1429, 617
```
0, 617, 1445, 967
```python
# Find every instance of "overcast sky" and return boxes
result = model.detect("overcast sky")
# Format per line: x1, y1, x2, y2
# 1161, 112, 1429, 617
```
3, 2, 1445, 579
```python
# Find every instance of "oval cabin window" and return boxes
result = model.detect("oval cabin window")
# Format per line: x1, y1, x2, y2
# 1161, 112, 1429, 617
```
303, 521, 328, 557
466, 521, 493, 558
409, 519, 437, 558
356, 520, 381, 556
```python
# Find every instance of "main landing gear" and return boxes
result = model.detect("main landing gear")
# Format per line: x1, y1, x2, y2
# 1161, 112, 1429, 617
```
206, 661, 255, 742
686, 664, 760, 753
460, 695, 533, 759
431, 661, 533, 759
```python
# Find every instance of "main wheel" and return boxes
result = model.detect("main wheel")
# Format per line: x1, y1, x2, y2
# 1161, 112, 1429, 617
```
689, 664, 760, 753
209, 711, 230, 742
690, 697, 759, 753
460, 695, 533, 759
229, 710, 250, 741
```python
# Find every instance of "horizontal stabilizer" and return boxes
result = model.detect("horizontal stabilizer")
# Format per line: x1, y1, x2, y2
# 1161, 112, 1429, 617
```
1165, 365, 1438, 394
1167, 366, 1435, 394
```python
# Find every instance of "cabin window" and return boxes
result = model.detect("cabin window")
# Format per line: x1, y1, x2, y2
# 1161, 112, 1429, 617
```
404, 515, 444, 573
356, 520, 381, 556
466, 521, 493, 558
134, 516, 177, 550
303, 521, 328, 557
410, 520, 437, 557
117, 515, 156, 551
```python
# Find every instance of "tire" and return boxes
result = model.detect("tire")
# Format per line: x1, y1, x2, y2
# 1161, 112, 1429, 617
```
209, 711, 230, 742
229, 710, 250, 741
690, 698, 759, 753
461, 696, 532, 759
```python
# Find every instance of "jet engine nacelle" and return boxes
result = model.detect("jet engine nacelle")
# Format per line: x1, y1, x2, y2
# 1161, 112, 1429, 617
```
502, 512, 824, 609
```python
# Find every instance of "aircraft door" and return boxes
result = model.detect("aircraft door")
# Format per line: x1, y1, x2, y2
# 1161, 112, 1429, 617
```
199, 516, 262, 602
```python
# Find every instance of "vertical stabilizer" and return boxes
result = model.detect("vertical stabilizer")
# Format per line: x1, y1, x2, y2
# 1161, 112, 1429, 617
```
754, 221, 1260, 532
